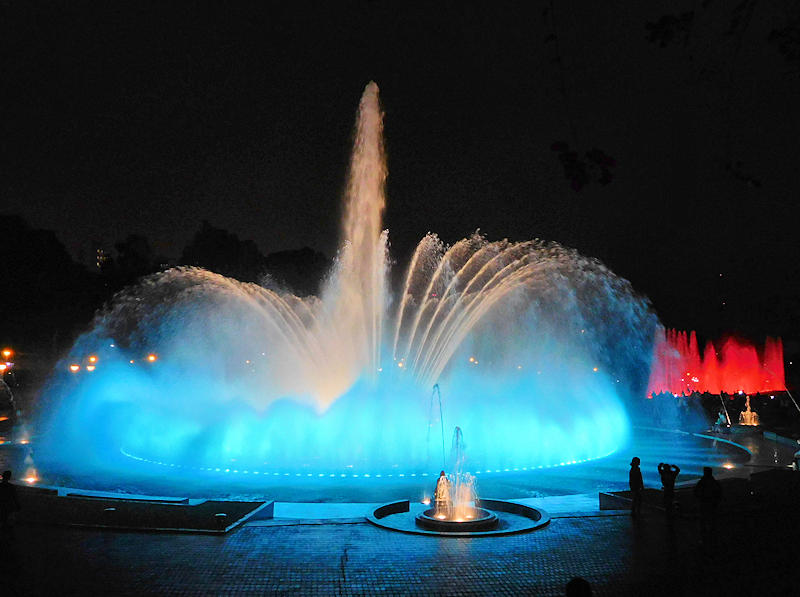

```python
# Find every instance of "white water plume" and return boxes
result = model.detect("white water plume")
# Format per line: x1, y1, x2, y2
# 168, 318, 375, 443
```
38, 82, 658, 476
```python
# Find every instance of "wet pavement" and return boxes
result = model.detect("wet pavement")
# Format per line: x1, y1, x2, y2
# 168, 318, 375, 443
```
2, 486, 798, 596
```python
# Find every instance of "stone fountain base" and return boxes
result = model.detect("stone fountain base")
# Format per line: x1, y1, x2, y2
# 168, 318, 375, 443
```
415, 506, 498, 532
367, 499, 549, 537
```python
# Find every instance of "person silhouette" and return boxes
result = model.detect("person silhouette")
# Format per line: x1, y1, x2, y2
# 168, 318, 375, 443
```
0, 470, 21, 534
565, 576, 592, 596
658, 462, 680, 517
629, 457, 644, 517
694, 466, 722, 543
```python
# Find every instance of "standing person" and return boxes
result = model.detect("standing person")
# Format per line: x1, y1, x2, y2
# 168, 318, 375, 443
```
629, 457, 644, 517
694, 467, 722, 543
0, 470, 21, 534
658, 462, 680, 517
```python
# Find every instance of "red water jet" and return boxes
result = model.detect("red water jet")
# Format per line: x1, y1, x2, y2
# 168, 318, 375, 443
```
647, 329, 785, 396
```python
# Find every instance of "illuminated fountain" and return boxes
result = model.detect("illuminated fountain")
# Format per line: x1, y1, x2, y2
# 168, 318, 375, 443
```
415, 427, 499, 532
738, 396, 760, 426
647, 329, 785, 396
35, 82, 658, 486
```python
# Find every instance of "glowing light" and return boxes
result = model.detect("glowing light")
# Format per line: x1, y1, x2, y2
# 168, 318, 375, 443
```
24, 476, 37, 484
1, 349, 12, 359
19, 439, 29, 445
723, 463, 734, 469
69, 364, 80, 372
648, 331, 785, 395
592, 367, 598, 372
435, 514, 446, 519
147, 354, 157, 362
0, 364, 5, 372
86, 365, 96, 372
469, 357, 475, 363
129, 360, 135, 364
421, 498, 431, 505
88, 355, 98, 363
0, 416, 8, 422
41, 83, 639, 484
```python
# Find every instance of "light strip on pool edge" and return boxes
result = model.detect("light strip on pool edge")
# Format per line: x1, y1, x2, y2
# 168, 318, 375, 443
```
119, 447, 614, 478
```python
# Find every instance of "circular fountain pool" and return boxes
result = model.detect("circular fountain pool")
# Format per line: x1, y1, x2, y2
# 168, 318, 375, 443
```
369, 499, 549, 537
415, 506, 498, 532
4, 427, 751, 502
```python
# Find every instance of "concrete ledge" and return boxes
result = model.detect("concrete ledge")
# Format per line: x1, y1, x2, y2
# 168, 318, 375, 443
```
599, 492, 631, 510
763, 431, 800, 447
373, 499, 409, 519
13, 484, 271, 533
66, 493, 190, 504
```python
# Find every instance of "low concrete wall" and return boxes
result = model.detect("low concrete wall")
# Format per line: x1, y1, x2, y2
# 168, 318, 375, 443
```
763, 430, 800, 448
598, 492, 631, 510
373, 500, 409, 519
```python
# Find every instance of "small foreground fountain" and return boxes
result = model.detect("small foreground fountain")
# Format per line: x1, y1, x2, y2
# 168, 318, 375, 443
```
370, 425, 548, 537
415, 427, 498, 532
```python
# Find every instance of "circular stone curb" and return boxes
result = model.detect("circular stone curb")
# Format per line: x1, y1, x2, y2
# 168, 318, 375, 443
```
367, 498, 550, 537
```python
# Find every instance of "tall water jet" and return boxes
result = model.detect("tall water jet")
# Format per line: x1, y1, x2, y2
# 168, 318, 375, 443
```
34, 82, 659, 485
325, 81, 388, 385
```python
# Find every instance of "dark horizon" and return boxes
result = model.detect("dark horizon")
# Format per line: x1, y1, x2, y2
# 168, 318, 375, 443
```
3, 2, 799, 344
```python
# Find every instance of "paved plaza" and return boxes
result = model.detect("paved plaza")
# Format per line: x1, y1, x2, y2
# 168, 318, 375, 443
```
2, 488, 798, 596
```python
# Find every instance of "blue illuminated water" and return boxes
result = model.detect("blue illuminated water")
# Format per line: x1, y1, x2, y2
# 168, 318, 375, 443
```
34, 83, 659, 488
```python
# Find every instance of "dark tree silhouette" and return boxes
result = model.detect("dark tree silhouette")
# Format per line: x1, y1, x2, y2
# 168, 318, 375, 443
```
114, 235, 160, 278
542, 1, 617, 193
550, 143, 616, 192
644, 1, 774, 188
645, 12, 695, 48
180, 220, 266, 283
180, 220, 329, 294
0, 214, 101, 353
263, 247, 329, 297
768, 16, 800, 70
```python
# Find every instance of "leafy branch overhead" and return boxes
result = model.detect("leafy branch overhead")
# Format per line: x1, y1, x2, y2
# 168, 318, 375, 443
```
551, 143, 616, 192
645, 12, 695, 48
768, 19, 800, 68
643, 1, 783, 189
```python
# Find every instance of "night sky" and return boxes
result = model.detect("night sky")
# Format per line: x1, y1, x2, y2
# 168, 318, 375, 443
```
3, 2, 799, 341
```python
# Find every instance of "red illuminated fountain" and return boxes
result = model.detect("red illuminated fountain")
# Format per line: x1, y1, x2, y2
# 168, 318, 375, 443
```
647, 330, 785, 396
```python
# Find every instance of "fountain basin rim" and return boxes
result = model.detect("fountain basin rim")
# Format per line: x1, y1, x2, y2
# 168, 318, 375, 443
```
368, 498, 550, 537
415, 506, 498, 532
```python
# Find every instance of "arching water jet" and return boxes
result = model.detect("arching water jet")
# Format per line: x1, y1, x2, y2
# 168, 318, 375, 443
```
35, 82, 658, 483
